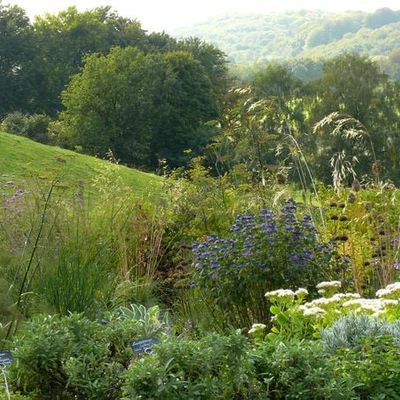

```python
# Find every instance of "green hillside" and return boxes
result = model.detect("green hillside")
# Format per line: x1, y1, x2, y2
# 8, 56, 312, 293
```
172, 9, 400, 64
0, 131, 161, 195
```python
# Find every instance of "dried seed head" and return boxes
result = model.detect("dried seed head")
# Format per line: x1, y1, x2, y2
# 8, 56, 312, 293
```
364, 202, 373, 211
276, 173, 286, 184
352, 178, 361, 192
347, 192, 356, 204
372, 160, 383, 177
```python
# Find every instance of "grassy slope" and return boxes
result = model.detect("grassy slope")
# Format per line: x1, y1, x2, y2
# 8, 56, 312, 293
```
0, 131, 161, 196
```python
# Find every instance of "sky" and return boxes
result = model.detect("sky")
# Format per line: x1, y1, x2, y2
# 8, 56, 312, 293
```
11, 0, 400, 32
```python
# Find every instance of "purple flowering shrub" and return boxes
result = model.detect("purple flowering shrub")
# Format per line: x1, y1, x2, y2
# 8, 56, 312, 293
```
192, 200, 334, 327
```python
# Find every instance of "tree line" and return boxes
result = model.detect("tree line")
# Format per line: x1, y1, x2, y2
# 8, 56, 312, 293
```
0, 2, 227, 168
207, 54, 400, 186
1, 2, 400, 185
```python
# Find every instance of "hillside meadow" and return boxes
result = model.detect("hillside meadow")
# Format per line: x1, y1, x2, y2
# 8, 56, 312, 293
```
0, 131, 161, 197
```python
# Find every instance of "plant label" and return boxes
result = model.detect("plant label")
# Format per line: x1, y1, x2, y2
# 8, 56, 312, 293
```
131, 338, 159, 354
0, 351, 12, 367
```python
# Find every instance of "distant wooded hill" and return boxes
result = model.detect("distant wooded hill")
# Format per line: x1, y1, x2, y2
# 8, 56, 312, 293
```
172, 8, 400, 64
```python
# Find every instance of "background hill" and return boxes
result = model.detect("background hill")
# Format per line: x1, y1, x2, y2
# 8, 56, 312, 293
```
172, 8, 400, 64
0, 131, 161, 195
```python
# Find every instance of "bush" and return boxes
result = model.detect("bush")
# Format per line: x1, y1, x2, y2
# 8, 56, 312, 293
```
192, 200, 334, 327
0, 112, 51, 143
251, 339, 354, 399
334, 335, 400, 398
9, 309, 168, 399
122, 332, 264, 399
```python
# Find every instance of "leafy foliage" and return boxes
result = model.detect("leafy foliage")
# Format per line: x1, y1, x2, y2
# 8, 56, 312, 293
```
192, 201, 333, 327
334, 336, 400, 399
59, 47, 217, 168
0, 112, 51, 143
251, 339, 354, 399
174, 9, 400, 65
9, 309, 168, 399
0, 2, 33, 117
122, 332, 262, 400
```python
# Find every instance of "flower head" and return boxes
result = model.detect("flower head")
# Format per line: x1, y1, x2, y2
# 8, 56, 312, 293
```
301, 306, 325, 317
248, 323, 267, 335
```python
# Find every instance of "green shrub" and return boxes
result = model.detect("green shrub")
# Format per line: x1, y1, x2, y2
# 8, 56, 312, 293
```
0, 389, 34, 400
334, 336, 400, 399
1, 113, 50, 143
9, 309, 168, 399
192, 201, 334, 327
251, 339, 354, 399
122, 332, 264, 399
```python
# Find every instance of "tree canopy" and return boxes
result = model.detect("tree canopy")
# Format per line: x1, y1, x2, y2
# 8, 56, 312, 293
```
59, 47, 217, 168
0, 2, 33, 117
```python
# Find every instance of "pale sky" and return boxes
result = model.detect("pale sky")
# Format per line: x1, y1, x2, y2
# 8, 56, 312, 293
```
10, 0, 400, 32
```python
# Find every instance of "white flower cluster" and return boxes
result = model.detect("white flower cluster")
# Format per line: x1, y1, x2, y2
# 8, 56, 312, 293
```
299, 293, 361, 317
306, 293, 360, 308
295, 288, 308, 297
300, 306, 325, 316
265, 289, 295, 298
316, 281, 342, 296
376, 282, 400, 299
248, 323, 266, 334
342, 298, 399, 316
265, 288, 309, 301
316, 281, 342, 289
264, 282, 400, 321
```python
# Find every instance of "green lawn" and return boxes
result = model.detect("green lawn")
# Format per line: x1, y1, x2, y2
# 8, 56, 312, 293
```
0, 131, 162, 196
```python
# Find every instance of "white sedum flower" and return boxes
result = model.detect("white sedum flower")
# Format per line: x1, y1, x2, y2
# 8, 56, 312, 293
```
381, 299, 399, 307
265, 289, 295, 298
265, 289, 295, 302
343, 298, 385, 314
376, 288, 391, 298
316, 281, 342, 289
308, 297, 338, 307
248, 323, 267, 334
295, 288, 308, 297
376, 282, 400, 299
340, 293, 361, 300
302, 306, 325, 317
303, 293, 358, 309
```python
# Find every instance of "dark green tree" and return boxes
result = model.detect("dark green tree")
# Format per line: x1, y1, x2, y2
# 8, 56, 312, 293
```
59, 47, 159, 166
30, 6, 148, 115
311, 54, 387, 123
151, 51, 217, 167
178, 38, 228, 110
0, 2, 33, 116
59, 47, 217, 168
308, 54, 399, 183
252, 64, 304, 99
